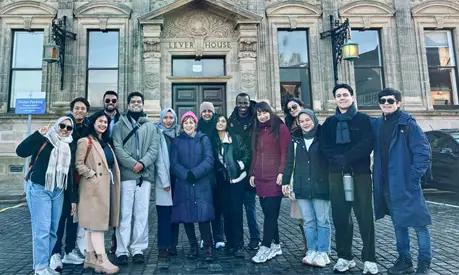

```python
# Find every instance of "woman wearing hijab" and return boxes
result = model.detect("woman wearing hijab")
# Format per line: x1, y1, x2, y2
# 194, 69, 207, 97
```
16, 117, 75, 275
250, 102, 291, 264
171, 111, 215, 262
76, 111, 121, 274
153, 108, 180, 267
282, 109, 331, 267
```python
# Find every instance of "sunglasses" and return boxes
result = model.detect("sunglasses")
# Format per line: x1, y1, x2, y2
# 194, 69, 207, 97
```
379, 98, 396, 105
105, 99, 117, 104
288, 105, 298, 112
58, 124, 73, 131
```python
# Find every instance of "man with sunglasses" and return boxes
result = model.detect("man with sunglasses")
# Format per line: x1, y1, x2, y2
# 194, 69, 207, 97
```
371, 88, 432, 274
50, 98, 90, 271
103, 91, 120, 137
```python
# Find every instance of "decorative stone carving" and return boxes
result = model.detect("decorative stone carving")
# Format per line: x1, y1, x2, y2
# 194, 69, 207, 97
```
241, 73, 256, 89
144, 72, 159, 89
288, 16, 298, 30
239, 38, 257, 53
99, 17, 108, 31
143, 37, 161, 53
362, 16, 372, 29
23, 16, 32, 30
238, 52, 257, 58
435, 16, 445, 29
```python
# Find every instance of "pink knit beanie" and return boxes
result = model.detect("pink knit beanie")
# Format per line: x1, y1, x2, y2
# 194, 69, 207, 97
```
180, 111, 198, 126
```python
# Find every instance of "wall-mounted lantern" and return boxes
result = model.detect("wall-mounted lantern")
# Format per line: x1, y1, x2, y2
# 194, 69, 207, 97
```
342, 39, 359, 61
42, 43, 60, 63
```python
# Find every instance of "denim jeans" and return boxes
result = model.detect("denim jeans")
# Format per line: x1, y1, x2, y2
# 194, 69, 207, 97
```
26, 182, 64, 271
394, 226, 432, 261
297, 199, 331, 252
243, 190, 260, 241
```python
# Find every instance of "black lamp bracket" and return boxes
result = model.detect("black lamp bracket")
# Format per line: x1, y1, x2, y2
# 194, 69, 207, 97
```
51, 16, 76, 90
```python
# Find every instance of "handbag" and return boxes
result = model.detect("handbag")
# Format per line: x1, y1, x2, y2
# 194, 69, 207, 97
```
288, 142, 297, 200
75, 137, 92, 184
24, 141, 48, 181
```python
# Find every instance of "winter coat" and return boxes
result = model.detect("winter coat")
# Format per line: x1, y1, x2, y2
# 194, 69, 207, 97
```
75, 136, 121, 230
112, 115, 160, 183
214, 132, 251, 184
170, 132, 215, 223
320, 112, 374, 174
250, 121, 291, 197
372, 111, 432, 228
282, 126, 329, 200
155, 129, 173, 206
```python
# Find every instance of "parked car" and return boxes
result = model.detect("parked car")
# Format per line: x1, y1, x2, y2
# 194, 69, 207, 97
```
424, 129, 459, 191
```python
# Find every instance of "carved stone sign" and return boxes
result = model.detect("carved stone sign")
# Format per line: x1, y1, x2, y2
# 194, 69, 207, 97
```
168, 41, 231, 49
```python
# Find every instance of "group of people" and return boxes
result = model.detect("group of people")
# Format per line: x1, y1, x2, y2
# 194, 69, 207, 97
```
17, 83, 433, 275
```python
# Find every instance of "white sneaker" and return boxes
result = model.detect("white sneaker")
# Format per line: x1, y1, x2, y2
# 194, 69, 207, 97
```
35, 268, 56, 275
215, 242, 225, 249
312, 252, 330, 267
363, 261, 379, 274
333, 258, 356, 272
302, 250, 317, 265
62, 249, 84, 265
268, 243, 282, 259
49, 254, 63, 270
251, 246, 271, 263
46, 267, 60, 275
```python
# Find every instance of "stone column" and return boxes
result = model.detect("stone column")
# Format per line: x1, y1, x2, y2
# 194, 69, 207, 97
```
237, 23, 258, 101
140, 22, 162, 118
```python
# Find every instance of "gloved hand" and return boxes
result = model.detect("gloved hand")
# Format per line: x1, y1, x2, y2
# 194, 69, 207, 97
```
334, 155, 347, 168
186, 171, 197, 183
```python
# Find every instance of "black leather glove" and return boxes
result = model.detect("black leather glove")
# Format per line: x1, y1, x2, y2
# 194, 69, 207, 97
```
187, 171, 197, 183
334, 155, 347, 168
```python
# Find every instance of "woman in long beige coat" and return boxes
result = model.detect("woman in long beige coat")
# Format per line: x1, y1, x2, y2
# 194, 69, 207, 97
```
76, 111, 121, 274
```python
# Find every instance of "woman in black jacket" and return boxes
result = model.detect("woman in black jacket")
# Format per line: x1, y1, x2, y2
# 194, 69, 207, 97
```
16, 117, 75, 275
211, 114, 251, 258
282, 109, 331, 268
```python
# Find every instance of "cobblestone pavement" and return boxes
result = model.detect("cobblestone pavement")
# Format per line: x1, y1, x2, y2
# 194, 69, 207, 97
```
0, 190, 458, 275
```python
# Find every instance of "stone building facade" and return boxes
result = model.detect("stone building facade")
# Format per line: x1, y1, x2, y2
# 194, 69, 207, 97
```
1, 0, 459, 185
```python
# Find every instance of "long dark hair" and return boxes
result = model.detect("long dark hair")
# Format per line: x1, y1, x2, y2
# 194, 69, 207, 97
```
88, 111, 111, 146
253, 102, 283, 141
211, 114, 233, 150
283, 98, 304, 131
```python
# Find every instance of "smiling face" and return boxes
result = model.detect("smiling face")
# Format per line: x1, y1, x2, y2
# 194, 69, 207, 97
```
182, 117, 197, 136
201, 109, 213, 121
104, 94, 118, 112
287, 101, 302, 118
162, 111, 175, 129
335, 88, 355, 112
94, 115, 108, 135
58, 119, 73, 137
236, 95, 250, 117
216, 116, 228, 131
379, 95, 401, 115
128, 96, 144, 112
299, 113, 315, 133
256, 110, 271, 123
72, 101, 88, 122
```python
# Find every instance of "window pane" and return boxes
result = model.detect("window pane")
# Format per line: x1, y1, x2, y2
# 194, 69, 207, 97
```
429, 68, 458, 105
10, 70, 42, 108
352, 30, 381, 67
87, 70, 118, 107
88, 31, 119, 68
172, 58, 225, 77
12, 31, 44, 68
278, 30, 308, 67
355, 68, 384, 107
279, 68, 311, 108
425, 31, 449, 47
426, 47, 452, 67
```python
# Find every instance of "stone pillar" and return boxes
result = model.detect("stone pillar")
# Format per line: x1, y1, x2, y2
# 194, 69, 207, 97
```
140, 22, 162, 118
394, 0, 424, 110
237, 23, 258, 101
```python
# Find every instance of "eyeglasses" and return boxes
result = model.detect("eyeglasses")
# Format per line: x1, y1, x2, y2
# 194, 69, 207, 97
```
58, 124, 73, 131
379, 98, 396, 105
288, 105, 298, 112
105, 99, 117, 104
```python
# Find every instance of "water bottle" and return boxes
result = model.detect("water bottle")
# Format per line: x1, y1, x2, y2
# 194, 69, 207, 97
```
343, 173, 354, 202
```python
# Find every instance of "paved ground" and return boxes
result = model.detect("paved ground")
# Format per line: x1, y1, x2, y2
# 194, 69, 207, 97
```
0, 189, 458, 275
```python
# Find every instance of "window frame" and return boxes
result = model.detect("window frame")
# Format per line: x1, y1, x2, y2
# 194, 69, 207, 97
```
424, 29, 459, 108
171, 56, 226, 77
85, 29, 120, 108
8, 29, 44, 111
351, 28, 385, 109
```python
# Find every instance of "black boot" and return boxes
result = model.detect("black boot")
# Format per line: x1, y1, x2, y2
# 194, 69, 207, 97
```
204, 245, 214, 262
388, 255, 415, 274
415, 260, 431, 274
188, 242, 199, 260
233, 247, 245, 258
157, 249, 169, 269
168, 247, 178, 257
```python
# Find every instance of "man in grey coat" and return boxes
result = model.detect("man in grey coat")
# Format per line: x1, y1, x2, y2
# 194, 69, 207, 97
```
112, 92, 160, 265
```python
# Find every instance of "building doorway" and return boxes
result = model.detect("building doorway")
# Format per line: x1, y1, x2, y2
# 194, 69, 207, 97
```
172, 84, 226, 119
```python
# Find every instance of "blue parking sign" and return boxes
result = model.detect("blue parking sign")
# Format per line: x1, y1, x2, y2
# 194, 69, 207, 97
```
15, 92, 46, 115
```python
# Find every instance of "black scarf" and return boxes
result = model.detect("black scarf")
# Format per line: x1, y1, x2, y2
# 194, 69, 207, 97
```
127, 111, 144, 122
335, 103, 357, 144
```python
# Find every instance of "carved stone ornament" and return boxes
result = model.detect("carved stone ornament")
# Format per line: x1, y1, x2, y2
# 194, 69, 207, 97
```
238, 51, 257, 58
143, 37, 161, 53
239, 38, 257, 52
435, 16, 445, 29
362, 16, 371, 29
289, 16, 298, 30
241, 73, 256, 89
99, 17, 108, 31
144, 72, 159, 90
23, 16, 32, 30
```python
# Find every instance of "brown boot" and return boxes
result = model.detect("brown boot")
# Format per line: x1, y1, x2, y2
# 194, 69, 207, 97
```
83, 250, 97, 270
95, 253, 120, 274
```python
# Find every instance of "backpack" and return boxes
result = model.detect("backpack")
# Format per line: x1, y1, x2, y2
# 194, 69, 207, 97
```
399, 124, 433, 182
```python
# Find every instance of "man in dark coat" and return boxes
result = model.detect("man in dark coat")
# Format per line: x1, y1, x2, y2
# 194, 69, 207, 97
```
372, 88, 432, 274
103, 90, 121, 137
228, 93, 261, 250
320, 84, 377, 274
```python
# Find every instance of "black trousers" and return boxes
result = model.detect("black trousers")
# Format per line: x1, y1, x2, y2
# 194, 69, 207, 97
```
53, 191, 78, 255
221, 178, 245, 249
211, 183, 225, 243
156, 205, 179, 250
329, 173, 376, 262
259, 196, 282, 248
184, 222, 213, 247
